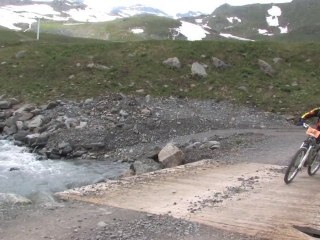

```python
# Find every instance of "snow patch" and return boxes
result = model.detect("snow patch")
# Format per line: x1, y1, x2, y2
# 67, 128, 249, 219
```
0, 4, 68, 31
258, 29, 274, 36
3, 4, 60, 15
131, 28, 144, 34
227, 16, 242, 24
202, 24, 211, 29
279, 26, 288, 33
65, 7, 119, 22
220, 33, 255, 41
266, 6, 281, 27
195, 19, 203, 23
175, 21, 209, 41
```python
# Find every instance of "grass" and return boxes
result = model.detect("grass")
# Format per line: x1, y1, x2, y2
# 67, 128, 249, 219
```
0, 30, 319, 116
37, 15, 181, 41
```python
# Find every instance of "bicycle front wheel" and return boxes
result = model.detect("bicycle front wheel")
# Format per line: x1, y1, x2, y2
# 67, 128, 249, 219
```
284, 148, 306, 184
308, 152, 320, 176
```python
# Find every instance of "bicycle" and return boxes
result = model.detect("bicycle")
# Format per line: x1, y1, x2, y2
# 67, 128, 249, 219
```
284, 123, 320, 184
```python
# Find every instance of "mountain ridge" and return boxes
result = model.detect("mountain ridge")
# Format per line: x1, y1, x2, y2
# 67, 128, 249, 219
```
0, 0, 319, 41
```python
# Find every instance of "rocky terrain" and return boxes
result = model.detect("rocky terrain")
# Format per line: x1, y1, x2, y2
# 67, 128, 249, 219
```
0, 93, 292, 178
0, 93, 304, 240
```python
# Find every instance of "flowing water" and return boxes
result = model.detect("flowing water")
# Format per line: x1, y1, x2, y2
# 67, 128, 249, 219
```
0, 140, 129, 202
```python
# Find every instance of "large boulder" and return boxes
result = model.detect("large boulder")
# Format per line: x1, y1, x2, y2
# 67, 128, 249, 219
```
25, 115, 44, 129
258, 59, 275, 76
15, 111, 34, 121
158, 143, 184, 168
13, 131, 29, 142
26, 132, 50, 147
191, 62, 207, 78
163, 57, 181, 69
15, 50, 27, 59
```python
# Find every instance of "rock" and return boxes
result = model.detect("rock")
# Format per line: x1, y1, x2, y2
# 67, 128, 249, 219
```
191, 62, 207, 78
82, 142, 105, 150
58, 141, 73, 156
3, 125, 17, 135
72, 150, 87, 158
15, 111, 34, 121
273, 58, 283, 64
9, 167, 20, 171
0, 193, 32, 205
208, 141, 221, 149
141, 108, 151, 116
0, 121, 4, 131
212, 57, 230, 69
163, 57, 181, 69
258, 59, 275, 76
64, 117, 79, 128
87, 63, 94, 68
136, 89, 145, 94
26, 133, 49, 147
45, 101, 59, 110
84, 98, 93, 105
132, 159, 163, 175
238, 86, 249, 93
14, 104, 35, 113
25, 115, 44, 129
9, 98, 19, 106
0, 100, 12, 109
145, 95, 151, 103
15, 121, 25, 130
119, 110, 129, 118
97, 221, 107, 228
158, 143, 184, 168
0, 111, 5, 120
13, 131, 29, 142
95, 64, 110, 70
15, 50, 27, 59
75, 121, 87, 129
185, 142, 201, 150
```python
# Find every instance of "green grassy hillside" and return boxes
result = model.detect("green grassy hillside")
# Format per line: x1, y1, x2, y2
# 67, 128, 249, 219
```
0, 30, 319, 115
37, 15, 182, 41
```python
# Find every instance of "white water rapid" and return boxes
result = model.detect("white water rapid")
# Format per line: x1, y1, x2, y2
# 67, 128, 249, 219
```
0, 140, 128, 199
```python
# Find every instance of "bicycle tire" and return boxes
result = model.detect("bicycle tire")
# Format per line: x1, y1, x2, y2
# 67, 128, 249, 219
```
308, 152, 320, 176
284, 148, 306, 184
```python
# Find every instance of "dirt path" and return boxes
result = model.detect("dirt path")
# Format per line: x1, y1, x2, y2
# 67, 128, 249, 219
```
1, 127, 319, 240
58, 162, 320, 240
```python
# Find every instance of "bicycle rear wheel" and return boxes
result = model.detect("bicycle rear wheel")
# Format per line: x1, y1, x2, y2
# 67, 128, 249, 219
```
284, 148, 306, 184
308, 152, 320, 176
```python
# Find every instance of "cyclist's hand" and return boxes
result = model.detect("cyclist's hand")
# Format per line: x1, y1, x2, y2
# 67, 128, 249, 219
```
297, 118, 304, 126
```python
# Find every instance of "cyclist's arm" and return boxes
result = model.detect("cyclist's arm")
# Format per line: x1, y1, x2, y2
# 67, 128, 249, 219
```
301, 107, 320, 120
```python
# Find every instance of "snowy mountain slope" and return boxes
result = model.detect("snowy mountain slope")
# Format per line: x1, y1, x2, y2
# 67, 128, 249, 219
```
201, 0, 320, 40
0, 0, 319, 41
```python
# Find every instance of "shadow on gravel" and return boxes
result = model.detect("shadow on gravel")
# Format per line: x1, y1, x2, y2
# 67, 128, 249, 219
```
294, 226, 320, 238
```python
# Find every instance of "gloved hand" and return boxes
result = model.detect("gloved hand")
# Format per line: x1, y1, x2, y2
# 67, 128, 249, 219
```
297, 118, 304, 126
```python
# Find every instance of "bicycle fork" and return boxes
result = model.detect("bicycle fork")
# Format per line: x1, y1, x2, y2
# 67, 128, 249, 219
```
298, 146, 313, 169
